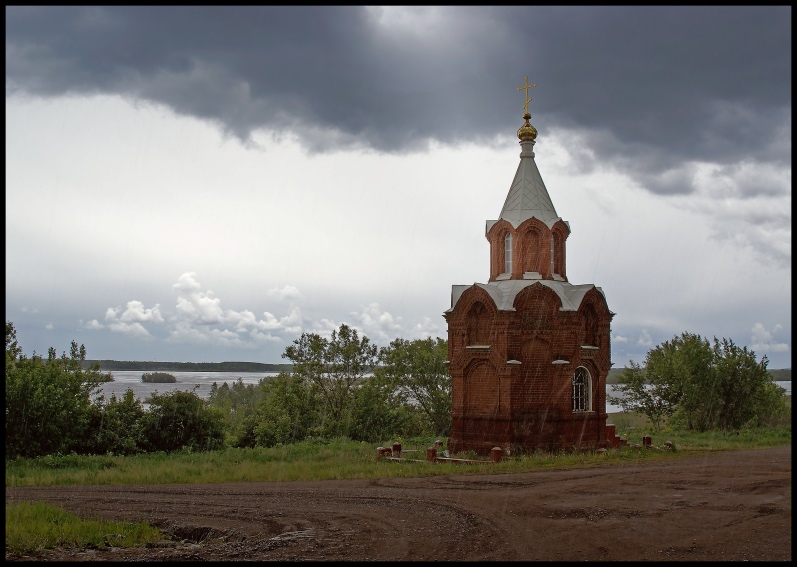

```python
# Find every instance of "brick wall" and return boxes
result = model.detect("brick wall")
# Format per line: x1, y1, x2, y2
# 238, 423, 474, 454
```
447, 283, 614, 455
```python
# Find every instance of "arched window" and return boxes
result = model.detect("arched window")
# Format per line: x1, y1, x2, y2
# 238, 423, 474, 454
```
572, 366, 591, 412
552, 230, 565, 276
524, 230, 540, 273
583, 304, 598, 347
467, 302, 490, 345
504, 232, 513, 274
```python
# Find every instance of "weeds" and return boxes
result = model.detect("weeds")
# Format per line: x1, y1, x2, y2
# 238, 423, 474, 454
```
5, 501, 165, 554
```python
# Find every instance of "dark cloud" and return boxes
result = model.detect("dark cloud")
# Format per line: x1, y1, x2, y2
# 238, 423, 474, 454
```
6, 6, 791, 194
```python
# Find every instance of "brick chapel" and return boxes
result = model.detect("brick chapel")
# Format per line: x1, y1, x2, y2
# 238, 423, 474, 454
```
445, 79, 617, 455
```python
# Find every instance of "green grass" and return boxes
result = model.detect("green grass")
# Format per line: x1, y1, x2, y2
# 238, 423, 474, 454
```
6, 418, 791, 489
5, 501, 165, 555
607, 410, 792, 452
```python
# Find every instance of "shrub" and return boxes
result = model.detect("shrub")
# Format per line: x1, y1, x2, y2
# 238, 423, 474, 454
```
139, 390, 226, 453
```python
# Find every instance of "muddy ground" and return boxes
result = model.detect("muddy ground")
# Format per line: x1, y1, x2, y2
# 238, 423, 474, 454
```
5, 445, 791, 561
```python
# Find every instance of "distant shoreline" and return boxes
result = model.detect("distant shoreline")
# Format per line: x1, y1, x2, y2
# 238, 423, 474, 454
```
84, 360, 790, 382
84, 360, 293, 373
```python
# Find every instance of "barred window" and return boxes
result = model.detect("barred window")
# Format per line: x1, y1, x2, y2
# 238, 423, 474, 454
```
572, 366, 591, 412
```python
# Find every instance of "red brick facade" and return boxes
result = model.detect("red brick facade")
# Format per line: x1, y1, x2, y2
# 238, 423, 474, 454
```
446, 109, 614, 455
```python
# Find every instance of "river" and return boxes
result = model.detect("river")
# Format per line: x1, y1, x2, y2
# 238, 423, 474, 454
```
98, 371, 791, 414
97, 371, 274, 406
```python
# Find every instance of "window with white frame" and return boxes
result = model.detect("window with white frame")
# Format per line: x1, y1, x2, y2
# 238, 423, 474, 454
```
504, 232, 512, 273
572, 366, 591, 412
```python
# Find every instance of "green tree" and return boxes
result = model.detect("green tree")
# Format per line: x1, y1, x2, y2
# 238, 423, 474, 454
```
282, 324, 378, 430
346, 371, 422, 442
91, 389, 146, 455
377, 337, 451, 436
208, 378, 266, 441
708, 337, 785, 430
610, 333, 713, 431
238, 372, 322, 448
608, 361, 674, 431
662, 333, 715, 430
6, 320, 22, 365
611, 331, 787, 432
5, 322, 111, 458
139, 389, 225, 452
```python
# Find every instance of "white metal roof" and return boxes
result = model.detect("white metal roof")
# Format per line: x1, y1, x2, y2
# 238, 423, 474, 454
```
485, 140, 563, 234
447, 278, 605, 313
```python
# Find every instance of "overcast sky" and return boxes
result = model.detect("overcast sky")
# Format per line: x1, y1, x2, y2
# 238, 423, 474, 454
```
6, 6, 791, 369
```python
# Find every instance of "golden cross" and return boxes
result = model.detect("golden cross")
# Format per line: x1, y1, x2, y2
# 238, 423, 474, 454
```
517, 76, 536, 112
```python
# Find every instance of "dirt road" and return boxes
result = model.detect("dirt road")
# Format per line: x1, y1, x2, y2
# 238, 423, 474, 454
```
6, 445, 791, 561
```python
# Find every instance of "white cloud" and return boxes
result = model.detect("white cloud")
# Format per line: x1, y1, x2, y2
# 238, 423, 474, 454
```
310, 318, 342, 339
117, 300, 164, 323
249, 330, 284, 344
103, 300, 164, 339
173, 272, 203, 293
350, 303, 404, 343
410, 316, 445, 340
173, 275, 225, 325
167, 321, 211, 344
204, 327, 248, 347
45, 322, 53, 331
637, 330, 653, 347
164, 274, 306, 347
275, 306, 303, 334
750, 322, 790, 355
224, 309, 261, 331
81, 319, 104, 330
254, 307, 304, 334
268, 285, 302, 301
91, 272, 443, 353
107, 321, 152, 338
612, 334, 628, 344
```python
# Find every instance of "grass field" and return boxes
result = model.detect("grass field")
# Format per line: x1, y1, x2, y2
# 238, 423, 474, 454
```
6, 410, 790, 555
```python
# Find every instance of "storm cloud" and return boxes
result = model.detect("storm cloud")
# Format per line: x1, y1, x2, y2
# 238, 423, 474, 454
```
7, 6, 790, 195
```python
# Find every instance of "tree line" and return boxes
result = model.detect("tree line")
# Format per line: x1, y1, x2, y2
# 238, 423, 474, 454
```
6, 320, 788, 460
6, 321, 449, 458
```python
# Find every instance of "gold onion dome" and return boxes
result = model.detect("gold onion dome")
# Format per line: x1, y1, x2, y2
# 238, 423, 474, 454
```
517, 112, 537, 141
